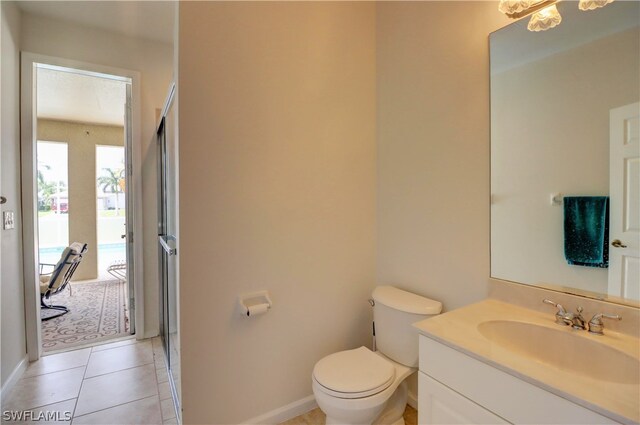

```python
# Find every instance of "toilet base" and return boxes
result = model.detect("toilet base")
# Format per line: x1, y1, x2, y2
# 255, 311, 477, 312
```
389, 418, 405, 425
373, 381, 408, 425
321, 381, 409, 425
325, 414, 404, 425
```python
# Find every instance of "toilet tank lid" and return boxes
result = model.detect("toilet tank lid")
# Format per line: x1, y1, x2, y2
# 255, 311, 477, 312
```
372, 286, 442, 315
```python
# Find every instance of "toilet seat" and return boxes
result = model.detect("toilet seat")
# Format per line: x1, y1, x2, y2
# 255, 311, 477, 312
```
313, 347, 395, 399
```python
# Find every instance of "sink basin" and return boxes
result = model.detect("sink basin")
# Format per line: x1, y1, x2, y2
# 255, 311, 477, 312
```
477, 320, 639, 385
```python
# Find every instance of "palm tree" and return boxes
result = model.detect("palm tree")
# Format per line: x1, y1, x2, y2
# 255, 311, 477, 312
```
37, 162, 66, 211
97, 168, 125, 213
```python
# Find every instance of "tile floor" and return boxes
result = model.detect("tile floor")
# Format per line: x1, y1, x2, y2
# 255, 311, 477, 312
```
1, 337, 178, 425
4, 339, 416, 425
280, 405, 417, 425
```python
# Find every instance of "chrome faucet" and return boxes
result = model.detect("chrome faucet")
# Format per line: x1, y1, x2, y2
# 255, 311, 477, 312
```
563, 306, 586, 330
543, 299, 586, 330
588, 313, 622, 336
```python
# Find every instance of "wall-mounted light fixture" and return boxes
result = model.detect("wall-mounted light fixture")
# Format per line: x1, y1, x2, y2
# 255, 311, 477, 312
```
578, 0, 614, 11
498, 0, 616, 32
527, 4, 562, 31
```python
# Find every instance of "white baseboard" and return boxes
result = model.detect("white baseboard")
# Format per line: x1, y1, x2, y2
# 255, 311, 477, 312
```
0, 355, 28, 402
242, 395, 318, 425
407, 390, 418, 411
241, 390, 415, 424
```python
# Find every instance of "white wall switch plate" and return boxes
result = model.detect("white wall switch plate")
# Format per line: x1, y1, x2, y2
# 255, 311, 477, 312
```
3, 211, 15, 230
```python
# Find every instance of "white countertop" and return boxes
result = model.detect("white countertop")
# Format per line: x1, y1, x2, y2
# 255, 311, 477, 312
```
414, 299, 640, 424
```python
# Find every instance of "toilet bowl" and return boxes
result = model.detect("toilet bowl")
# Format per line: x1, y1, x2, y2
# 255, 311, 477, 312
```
312, 346, 414, 425
311, 286, 442, 425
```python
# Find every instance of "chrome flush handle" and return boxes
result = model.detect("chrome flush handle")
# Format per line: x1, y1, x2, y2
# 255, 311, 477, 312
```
543, 299, 569, 326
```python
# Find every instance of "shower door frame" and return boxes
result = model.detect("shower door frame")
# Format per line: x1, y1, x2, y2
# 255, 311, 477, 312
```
157, 82, 181, 419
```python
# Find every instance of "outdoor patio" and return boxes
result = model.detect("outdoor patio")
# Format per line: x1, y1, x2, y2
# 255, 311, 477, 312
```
41, 278, 130, 352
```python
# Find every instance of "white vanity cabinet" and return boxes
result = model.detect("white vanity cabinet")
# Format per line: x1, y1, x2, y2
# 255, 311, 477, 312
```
418, 335, 620, 425
419, 373, 508, 424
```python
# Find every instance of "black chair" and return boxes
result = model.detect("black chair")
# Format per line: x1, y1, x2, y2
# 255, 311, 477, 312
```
39, 242, 88, 321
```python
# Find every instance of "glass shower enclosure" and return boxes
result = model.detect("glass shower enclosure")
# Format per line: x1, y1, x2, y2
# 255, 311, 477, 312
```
157, 83, 181, 418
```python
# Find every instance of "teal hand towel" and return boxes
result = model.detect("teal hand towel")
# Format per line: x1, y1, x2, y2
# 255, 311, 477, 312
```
563, 196, 609, 268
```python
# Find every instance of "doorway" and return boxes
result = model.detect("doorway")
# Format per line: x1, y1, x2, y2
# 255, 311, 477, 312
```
21, 54, 144, 360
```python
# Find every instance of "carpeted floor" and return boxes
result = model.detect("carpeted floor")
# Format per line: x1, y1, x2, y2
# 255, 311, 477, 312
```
41, 279, 130, 352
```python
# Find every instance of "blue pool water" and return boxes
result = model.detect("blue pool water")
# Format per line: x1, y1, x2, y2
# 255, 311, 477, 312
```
40, 243, 126, 275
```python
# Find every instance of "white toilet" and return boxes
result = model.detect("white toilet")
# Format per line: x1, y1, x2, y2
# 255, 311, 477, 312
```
312, 286, 442, 425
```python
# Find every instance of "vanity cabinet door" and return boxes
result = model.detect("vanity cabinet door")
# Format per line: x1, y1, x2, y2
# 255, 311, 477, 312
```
418, 372, 510, 425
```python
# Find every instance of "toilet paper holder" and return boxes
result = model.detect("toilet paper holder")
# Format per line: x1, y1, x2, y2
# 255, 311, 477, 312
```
238, 290, 272, 317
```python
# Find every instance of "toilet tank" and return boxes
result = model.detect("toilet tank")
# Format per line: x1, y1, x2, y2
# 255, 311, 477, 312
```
372, 286, 442, 367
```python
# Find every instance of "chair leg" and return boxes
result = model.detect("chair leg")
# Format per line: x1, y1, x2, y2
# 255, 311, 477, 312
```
40, 295, 70, 321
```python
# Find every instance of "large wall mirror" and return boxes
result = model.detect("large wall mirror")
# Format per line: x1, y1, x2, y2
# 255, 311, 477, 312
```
490, 1, 639, 305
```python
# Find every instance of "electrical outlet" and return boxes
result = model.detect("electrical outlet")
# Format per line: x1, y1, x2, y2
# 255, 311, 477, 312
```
3, 211, 15, 230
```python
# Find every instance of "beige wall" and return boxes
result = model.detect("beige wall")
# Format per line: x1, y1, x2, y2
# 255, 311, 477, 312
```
376, 2, 509, 311
178, 2, 376, 423
376, 1, 508, 398
22, 13, 173, 337
37, 120, 124, 280
491, 28, 640, 294
1, 0, 27, 388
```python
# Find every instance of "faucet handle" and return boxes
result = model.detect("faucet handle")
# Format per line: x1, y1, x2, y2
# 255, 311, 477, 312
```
588, 313, 622, 336
543, 299, 568, 325
571, 306, 586, 330
543, 299, 565, 311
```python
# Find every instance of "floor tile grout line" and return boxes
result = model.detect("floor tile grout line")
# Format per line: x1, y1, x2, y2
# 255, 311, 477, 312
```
154, 344, 172, 422
16, 365, 86, 383
58, 338, 146, 419
154, 340, 172, 422
72, 361, 159, 419
83, 359, 156, 380
0, 365, 84, 411
90, 341, 151, 358
156, 362, 166, 421
69, 361, 90, 421
1, 396, 78, 414
71, 393, 160, 420
35, 346, 92, 359
88, 340, 152, 364
43, 337, 135, 357
90, 337, 144, 354
20, 361, 90, 380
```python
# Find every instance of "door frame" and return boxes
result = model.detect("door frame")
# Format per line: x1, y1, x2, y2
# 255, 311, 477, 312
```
20, 52, 145, 360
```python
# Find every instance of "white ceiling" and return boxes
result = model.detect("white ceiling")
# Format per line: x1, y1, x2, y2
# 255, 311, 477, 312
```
17, 1, 175, 44
37, 67, 127, 126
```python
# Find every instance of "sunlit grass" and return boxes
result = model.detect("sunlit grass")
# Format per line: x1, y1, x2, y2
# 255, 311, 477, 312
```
98, 209, 126, 217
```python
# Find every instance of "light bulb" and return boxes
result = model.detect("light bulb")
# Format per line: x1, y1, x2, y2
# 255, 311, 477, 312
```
527, 4, 562, 32
579, 0, 614, 11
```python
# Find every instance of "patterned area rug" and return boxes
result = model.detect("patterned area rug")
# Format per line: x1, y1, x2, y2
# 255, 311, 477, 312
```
41, 279, 130, 352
